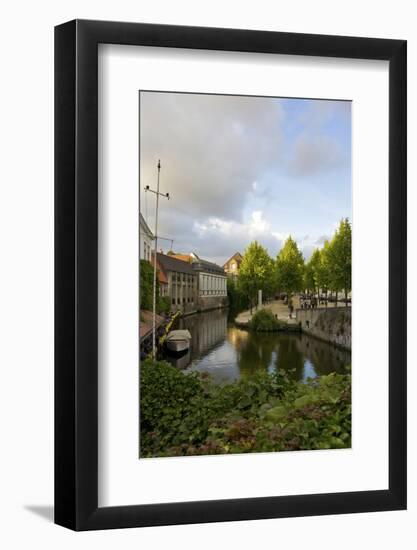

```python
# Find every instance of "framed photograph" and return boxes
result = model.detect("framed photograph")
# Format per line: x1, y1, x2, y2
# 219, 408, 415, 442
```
55, 20, 406, 530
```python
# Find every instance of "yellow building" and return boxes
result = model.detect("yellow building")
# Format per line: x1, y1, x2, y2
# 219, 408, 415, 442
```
223, 252, 243, 278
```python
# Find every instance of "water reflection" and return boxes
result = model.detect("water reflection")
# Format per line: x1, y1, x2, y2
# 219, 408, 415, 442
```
165, 308, 350, 384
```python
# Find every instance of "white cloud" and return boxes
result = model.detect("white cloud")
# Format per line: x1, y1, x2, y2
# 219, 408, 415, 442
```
194, 210, 278, 241
272, 231, 289, 242
160, 209, 331, 264
190, 211, 289, 263
140, 93, 351, 265
140, 92, 285, 221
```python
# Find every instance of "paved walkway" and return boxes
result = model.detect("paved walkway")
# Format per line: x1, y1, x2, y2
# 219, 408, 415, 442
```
235, 297, 348, 325
235, 299, 298, 325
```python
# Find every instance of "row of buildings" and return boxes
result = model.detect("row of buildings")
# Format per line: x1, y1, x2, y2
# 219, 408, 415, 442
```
140, 213, 237, 314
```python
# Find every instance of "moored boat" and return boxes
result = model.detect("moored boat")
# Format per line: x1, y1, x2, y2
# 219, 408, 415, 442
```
166, 329, 192, 353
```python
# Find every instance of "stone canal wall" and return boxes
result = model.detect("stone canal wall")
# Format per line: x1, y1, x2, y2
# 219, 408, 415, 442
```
197, 295, 228, 312
296, 307, 351, 350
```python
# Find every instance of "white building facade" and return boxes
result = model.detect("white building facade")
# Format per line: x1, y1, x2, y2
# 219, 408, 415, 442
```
198, 272, 227, 297
139, 213, 154, 262
191, 257, 228, 311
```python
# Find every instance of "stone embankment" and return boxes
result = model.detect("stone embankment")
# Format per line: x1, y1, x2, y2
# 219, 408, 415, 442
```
295, 307, 351, 350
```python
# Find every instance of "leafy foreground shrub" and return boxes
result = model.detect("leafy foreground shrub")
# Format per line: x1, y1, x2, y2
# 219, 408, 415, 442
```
250, 308, 286, 332
140, 359, 351, 457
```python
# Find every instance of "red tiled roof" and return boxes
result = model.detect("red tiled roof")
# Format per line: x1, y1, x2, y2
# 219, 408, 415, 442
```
140, 310, 164, 340
158, 269, 168, 284
149, 256, 169, 283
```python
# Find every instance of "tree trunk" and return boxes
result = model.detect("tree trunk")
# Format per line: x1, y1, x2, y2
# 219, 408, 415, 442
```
345, 289, 348, 307
335, 291, 338, 307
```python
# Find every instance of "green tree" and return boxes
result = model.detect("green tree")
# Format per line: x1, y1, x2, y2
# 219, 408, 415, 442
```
227, 277, 249, 315
317, 240, 332, 305
305, 248, 321, 296
238, 241, 274, 314
303, 261, 315, 293
327, 219, 352, 306
276, 236, 304, 302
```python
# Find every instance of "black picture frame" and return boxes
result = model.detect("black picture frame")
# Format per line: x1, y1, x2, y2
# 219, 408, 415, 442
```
55, 19, 407, 531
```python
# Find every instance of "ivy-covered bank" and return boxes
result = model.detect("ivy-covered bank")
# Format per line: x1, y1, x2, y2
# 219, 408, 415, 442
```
140, 359, 351, 457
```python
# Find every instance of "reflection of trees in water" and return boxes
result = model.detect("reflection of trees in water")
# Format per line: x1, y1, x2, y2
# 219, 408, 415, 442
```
233, 330, 306, 380
234, 331, 276, 378
173, 309, 351, 382
274, 336, 305, 380
229, 328, 350, 381
297, 333, 350, 376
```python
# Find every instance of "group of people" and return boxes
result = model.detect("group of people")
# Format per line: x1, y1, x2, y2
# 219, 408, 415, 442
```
283, 293, 329, 319
299, 295, 319, 310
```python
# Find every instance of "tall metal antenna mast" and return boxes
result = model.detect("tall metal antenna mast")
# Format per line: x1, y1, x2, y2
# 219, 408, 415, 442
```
144, 160, 170, 358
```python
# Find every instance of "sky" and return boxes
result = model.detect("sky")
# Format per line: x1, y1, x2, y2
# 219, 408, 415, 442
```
140, 91, 351, 266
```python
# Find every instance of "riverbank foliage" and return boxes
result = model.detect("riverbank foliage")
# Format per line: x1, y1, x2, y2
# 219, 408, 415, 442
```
227, 277, 249, 315
249, 309, 288, 332
140, 359, 351, 457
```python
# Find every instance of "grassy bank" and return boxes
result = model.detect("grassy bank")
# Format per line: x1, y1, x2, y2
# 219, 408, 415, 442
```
140, 359, 351, 458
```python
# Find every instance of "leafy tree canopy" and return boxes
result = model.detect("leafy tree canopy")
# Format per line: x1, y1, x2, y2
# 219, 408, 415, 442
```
304, 248, 320, 291
238, 241, 275, 304
276, 236, 304, 296
327, 218, 352, 296
317, 240, 332, 291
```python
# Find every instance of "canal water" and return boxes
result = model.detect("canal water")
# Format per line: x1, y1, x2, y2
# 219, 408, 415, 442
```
166, 308, 351, 384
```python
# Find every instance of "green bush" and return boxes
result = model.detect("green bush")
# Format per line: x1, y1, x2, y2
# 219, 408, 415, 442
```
140, 359, 351, 457
250, 308, 284, 332
157, 295, 171, 315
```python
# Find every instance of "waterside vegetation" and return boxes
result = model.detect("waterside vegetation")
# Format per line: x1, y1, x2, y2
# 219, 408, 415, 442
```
140, 359, 351, 458
249, 309, 289, 332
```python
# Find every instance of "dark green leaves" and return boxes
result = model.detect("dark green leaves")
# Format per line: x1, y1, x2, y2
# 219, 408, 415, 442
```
140, 359, 351, 457
249, 309, 287, 332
